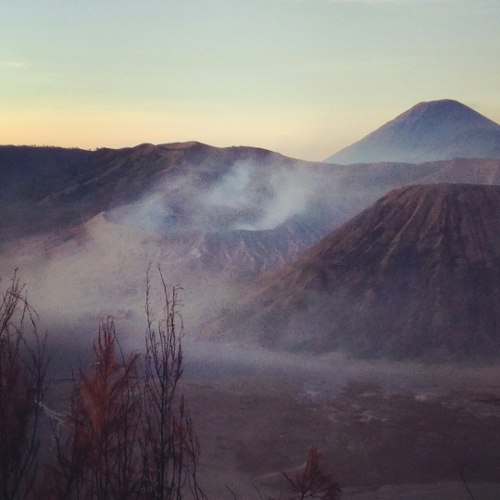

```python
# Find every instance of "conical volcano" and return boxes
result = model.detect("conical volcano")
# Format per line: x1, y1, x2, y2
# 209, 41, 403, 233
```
326, 100, 500, 164
219, 184, 500, 360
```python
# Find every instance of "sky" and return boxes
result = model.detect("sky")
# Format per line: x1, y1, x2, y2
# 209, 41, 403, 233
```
1, 0, 499, 161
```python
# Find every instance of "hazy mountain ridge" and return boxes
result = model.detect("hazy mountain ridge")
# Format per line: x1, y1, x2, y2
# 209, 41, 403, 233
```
3, 142, 500, 244
3, 143, 500, 290
0, 142, 295, 240
3, 141, 500, 352
326, 100, 500, 164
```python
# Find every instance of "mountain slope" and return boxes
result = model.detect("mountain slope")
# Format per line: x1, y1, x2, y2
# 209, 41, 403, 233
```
326, 100, 500, 164
214, 184, 500, 360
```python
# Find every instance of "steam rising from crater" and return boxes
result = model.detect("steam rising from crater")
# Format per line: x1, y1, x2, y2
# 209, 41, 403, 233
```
108, 159, 326, 233
0, 156, 338, 340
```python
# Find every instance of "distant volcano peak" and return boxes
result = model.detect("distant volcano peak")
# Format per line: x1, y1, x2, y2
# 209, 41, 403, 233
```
392, 99, 498, 128
409, 99, 473, 112
325, 99, 500, 164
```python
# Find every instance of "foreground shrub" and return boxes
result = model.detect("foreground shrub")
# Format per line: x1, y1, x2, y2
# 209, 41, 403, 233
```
48, 266, 205, 500
0, 271, 47, 500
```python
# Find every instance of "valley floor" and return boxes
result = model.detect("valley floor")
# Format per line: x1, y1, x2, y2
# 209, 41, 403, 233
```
344, 482, 500, 499
181, 342, 500, 499
46, 333, 500, 499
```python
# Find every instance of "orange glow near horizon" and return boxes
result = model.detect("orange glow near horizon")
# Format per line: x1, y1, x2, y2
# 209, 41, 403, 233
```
1, 1, 499, 161
0, 104, 388, 161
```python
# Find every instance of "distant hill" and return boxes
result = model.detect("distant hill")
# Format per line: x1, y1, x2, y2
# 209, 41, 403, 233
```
0, 142, 301, 240
213, 184, 500, 360
325, 100, 500, 164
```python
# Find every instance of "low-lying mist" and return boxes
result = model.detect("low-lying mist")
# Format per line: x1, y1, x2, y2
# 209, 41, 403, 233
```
40, 301, 500, 400
3, 153, 499, 381
0, 157, 345, 340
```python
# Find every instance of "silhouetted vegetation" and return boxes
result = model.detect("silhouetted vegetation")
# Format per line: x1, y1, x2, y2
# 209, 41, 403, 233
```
0, 271, 48, 500
43, 268, 206, 499
141, 267, 205, 500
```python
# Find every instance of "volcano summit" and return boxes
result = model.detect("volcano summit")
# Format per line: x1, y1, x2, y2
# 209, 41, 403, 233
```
326, 100, 500, 164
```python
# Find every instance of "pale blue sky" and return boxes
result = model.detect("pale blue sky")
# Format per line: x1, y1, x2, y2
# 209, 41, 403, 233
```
1, 0, 499, 160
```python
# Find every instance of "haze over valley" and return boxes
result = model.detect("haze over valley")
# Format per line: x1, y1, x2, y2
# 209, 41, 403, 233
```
3, 0, 500, 496
2, 98, 500, 498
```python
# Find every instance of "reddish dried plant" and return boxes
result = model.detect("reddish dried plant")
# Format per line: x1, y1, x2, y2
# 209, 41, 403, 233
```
281, 448, 341, 500
52, 318, 140, 500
